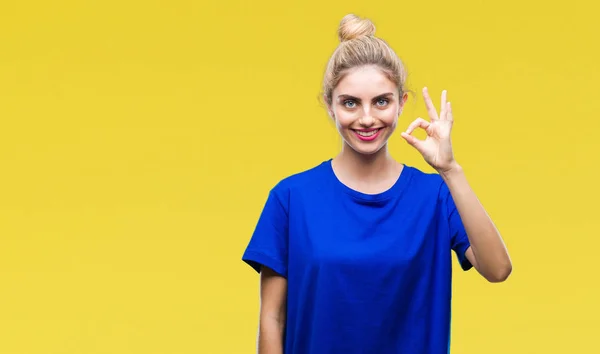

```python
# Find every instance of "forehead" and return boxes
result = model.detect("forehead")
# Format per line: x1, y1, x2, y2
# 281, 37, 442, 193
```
334, 65, 397, 98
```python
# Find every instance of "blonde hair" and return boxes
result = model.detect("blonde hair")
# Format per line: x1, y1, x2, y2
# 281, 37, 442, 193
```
322, 14, 408, 106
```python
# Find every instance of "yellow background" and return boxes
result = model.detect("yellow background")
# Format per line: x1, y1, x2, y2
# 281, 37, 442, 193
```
1, 0, 598, 353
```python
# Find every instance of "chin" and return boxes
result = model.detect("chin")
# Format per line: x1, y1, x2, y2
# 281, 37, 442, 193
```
355, 146, 386, 156
345, 141, 387, 156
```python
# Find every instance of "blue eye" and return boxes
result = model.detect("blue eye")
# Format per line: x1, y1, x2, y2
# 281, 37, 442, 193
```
344, 100, 357, 108
376, 98, 389, 107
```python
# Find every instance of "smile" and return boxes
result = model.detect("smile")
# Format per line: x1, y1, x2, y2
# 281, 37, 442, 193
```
352, 128, 382, 141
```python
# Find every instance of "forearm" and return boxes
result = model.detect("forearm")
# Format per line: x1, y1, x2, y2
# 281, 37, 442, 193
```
440, 164, 512, 282
258, 317, 285, 354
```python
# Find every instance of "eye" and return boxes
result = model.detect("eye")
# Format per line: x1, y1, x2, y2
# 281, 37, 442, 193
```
343, 100, 357, 109
375, 98, 389, 107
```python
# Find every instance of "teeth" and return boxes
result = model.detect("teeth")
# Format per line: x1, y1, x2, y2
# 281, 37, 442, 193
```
356, 129, 379, 137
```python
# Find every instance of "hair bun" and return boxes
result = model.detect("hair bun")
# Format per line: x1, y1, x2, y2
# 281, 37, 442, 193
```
338, 14, 376, 42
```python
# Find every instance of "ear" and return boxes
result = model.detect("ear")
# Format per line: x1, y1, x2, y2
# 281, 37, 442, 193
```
325, 95, 335, 119
401, 92, 408, 106
397, 92, 409, 116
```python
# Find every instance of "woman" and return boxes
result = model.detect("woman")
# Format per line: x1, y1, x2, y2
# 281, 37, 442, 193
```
242, 13, 512, 354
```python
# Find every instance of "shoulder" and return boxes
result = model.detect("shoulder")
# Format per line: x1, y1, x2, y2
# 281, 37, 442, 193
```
403, 165, 449, 200
404, 165, 443, 187
268, 160, 331, 199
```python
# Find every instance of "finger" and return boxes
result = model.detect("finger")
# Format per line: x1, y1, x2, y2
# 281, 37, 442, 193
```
400, 132, 423, 150
440, 90, 447, 120
422, 87, 439, 120
447, 102, 453, 121
405, 117, 430, 135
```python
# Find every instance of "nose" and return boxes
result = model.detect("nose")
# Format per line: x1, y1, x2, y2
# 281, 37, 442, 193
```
359, 114, 375, 127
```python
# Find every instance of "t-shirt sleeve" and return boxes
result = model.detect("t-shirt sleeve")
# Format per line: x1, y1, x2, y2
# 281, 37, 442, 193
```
242, 185, 289, 278
442, 182, 473, 271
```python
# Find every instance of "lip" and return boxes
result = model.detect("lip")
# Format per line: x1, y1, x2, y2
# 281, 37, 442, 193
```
352, 128, 383, 141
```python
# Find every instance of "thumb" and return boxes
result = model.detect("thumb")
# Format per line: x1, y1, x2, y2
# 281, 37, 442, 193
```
401, 132, 423, 151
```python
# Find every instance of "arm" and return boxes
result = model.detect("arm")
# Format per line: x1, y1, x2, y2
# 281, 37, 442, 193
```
258, 266, 287, 354
441, 164, 512, 283
400, 88, 511, 282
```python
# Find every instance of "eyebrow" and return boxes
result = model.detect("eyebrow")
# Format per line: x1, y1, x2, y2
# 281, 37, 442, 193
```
337, 92, 395, 102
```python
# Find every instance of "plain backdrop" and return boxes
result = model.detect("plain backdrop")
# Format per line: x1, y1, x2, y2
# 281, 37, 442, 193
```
1, 0, 598, 353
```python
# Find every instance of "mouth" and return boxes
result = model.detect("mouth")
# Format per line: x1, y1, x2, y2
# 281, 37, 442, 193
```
352, 128, 383, 141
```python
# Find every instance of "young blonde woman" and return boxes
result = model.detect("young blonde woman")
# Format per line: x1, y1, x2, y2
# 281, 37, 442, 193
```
242, 14, 512, 354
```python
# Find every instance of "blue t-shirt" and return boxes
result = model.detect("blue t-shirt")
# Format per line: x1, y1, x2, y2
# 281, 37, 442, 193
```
242, 159, 472, 354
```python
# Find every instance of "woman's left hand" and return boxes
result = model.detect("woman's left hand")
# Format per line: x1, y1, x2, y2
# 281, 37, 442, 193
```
400, 87, 460, 174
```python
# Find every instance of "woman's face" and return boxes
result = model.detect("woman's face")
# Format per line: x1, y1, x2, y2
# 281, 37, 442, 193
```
328, 65, 407, 156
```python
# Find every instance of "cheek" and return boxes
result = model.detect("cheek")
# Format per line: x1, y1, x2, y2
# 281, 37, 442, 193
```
334, 111, 355, 129
382, 108, 399, 127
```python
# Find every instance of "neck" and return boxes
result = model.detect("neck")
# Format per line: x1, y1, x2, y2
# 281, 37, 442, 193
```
333, 143, 397, 182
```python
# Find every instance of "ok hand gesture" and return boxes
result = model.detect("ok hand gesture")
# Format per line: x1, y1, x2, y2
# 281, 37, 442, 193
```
400, 87, 459, 174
